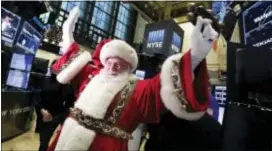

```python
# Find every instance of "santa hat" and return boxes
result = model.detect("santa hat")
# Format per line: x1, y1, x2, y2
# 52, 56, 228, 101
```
92, 39, 112, 69
100, 39, 138, 72
88, 39, 112, 76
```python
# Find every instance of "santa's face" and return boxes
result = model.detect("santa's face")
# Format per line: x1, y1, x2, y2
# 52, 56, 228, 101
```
105, 57, 130, 76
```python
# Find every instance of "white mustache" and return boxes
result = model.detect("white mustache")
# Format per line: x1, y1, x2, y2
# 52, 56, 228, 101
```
100, 69, 130, 83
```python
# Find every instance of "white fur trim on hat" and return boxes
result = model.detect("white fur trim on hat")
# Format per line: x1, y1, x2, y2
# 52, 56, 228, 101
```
100, 39, 138, 72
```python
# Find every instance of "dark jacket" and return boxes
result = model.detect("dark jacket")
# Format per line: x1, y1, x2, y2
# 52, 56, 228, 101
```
145, 112, 221, 150
35, 74, 75, 132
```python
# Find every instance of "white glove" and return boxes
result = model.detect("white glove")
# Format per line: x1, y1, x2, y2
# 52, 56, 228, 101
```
190, 16, 219, 71
59, 6, 80, 54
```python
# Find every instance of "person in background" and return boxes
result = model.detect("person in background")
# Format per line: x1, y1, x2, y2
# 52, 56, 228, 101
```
144, 84, 221, 151
34, 60, 75, 151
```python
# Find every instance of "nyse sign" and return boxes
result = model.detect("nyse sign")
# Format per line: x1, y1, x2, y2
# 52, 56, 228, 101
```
147, 42, 163, 49
214, 86, 227, 107
147, 29, 165, 49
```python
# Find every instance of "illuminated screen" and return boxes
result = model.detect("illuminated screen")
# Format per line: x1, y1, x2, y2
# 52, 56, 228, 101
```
9, 53, 34, 71
6, 69, 30, 89
171, 32, 181, 53
214, 85, 227, 125
1, 7, 21, 47
146, 29, 165, 49
242, 2, 272, 47
45, 67, 52, 77
212, 1, 233, 24
135, 70, 146, 80
15, 21, 42, 55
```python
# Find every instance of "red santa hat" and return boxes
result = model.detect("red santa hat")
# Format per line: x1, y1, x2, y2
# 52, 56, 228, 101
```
100, 39, 138, 72
91, 39, 112, 68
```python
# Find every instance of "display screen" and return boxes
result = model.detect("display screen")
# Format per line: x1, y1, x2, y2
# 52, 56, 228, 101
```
171, 32, 182, 53
15, 21, 42, 54
242, 2, 272, 47
146, 29, 165, 49
9, 53, 34, 71
213, 85, 227, 125
45, 67, 52, 77
1, 7, 21, 47
6, 69, 30, 89
135, 70, 146, 80
212, 1, 233, 24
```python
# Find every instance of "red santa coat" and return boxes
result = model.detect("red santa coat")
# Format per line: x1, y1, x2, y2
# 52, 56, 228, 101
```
49, 41, 210, 151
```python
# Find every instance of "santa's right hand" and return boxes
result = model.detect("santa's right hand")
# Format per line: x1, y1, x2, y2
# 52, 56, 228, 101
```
60, 7, 80, 53
62, 6, 80, 34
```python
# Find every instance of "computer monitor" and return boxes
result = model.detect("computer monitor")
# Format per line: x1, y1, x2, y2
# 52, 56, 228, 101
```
45, 67, 52, 77
31, 57, 49, 74
9, 52, 34, 71
1, 50, 12, 85
1, 7, 21, 48
240, 1, 272, 47
212, 1, 234, 24
6, 69, 30, 89
15, 21, 42, 55
171, 32, 182, 53
135, 70, 146, 80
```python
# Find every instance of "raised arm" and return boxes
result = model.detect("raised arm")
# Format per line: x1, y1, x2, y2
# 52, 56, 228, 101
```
51, 7, 91, 86
135, 16, 219, 122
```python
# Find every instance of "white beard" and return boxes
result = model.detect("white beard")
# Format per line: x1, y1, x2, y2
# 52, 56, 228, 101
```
55, 69, 135, 150
100, 69, 130, 84
74, 69, 130, 119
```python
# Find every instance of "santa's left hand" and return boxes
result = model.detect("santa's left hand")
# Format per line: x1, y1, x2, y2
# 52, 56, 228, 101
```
191, 16, 219, 53
190, 16, 219, 70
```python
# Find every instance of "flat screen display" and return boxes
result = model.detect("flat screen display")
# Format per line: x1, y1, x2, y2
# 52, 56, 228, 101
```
135, 70, 146, 80
146, 29, 165, 50
171, 32, 182, 53
213, 85, 227, 125
15, 21, 42, 54
1, 7, 21, 47
242, 2, 272, 47
6, 69, 30, 89
45, 67, 52, 77
9, 53, 34, 71
212, 1, 234, 24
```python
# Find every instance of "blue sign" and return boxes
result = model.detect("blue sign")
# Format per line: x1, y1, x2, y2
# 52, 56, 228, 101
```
32, 16, 51, 31
214, 86, 227, 107
212, 1, 233, 24
242, 2, 272, 47
147, 29, 165, 49
171, 32, 182, 53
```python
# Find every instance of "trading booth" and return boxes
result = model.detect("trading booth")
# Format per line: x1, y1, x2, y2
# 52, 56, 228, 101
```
1, 7, 46, 141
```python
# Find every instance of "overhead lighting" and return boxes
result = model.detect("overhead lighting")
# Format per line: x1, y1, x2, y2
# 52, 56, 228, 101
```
198, 5, 204, 9
206, 9, 212, 14
188, 2, 196, 12
188, 2, 195, 7
187, 12, 194, 21
144, 4, 148, 8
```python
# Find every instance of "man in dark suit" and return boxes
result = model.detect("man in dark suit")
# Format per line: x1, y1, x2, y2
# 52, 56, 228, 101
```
35, 61, 75, 151
145, 111, 221, 151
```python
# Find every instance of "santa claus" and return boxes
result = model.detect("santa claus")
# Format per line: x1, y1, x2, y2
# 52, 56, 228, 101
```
48, 6, 218, 151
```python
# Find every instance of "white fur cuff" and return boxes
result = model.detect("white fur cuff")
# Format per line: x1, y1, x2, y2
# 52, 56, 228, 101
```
57, 51, 91, 84
55, 118, 96, 151
160, 53, 205, 121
